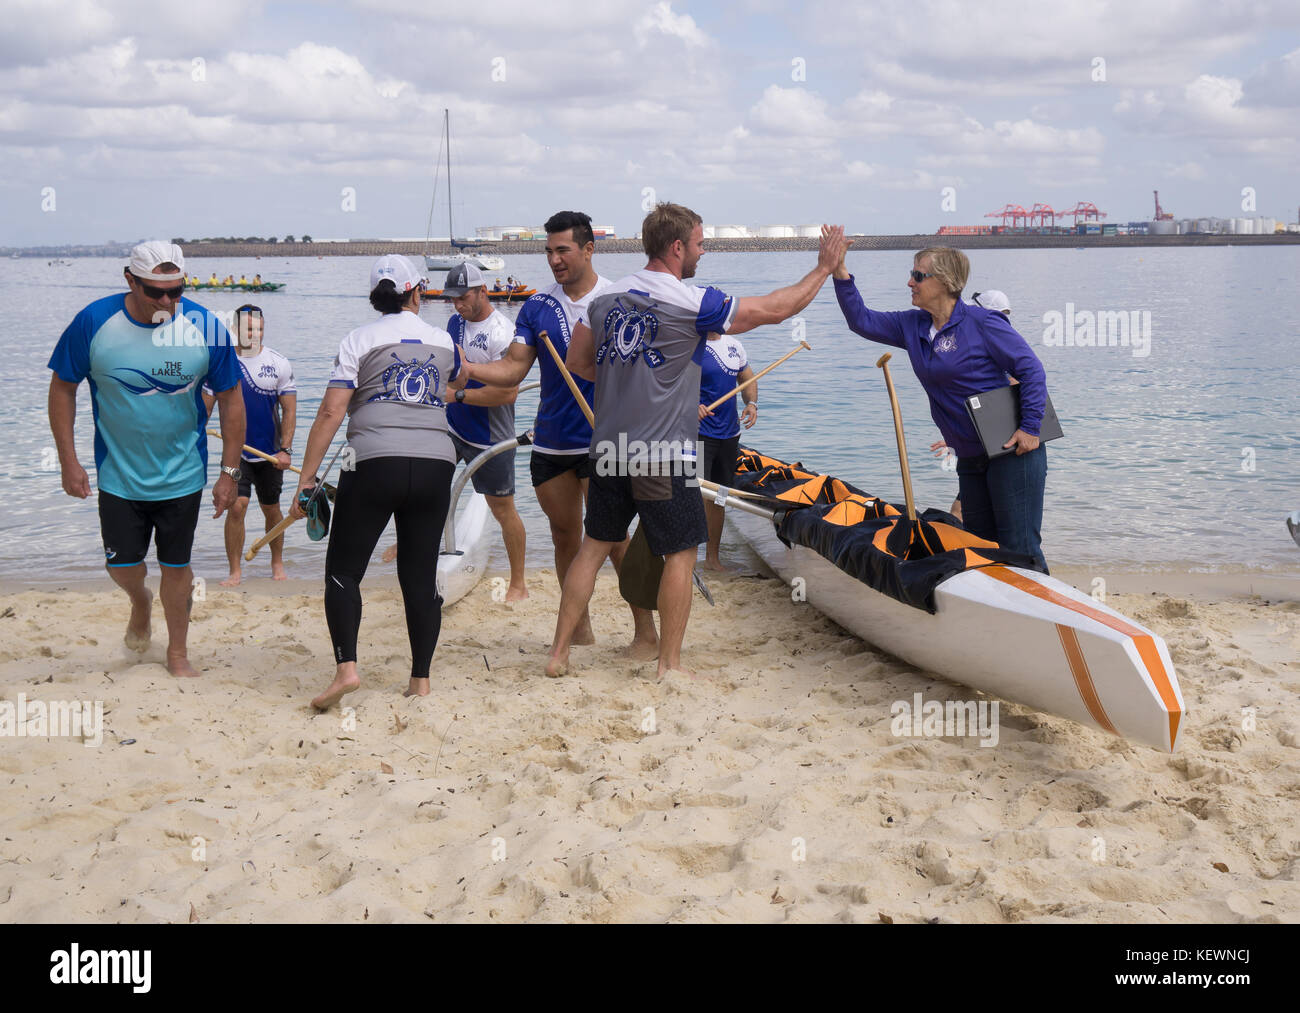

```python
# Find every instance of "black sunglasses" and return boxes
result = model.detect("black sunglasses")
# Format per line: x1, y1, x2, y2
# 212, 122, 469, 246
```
132, 275, 186, 300
909, 270, 935, 283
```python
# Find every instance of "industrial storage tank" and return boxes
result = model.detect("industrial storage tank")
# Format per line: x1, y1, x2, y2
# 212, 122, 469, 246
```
1233, 218, 1252, 234
476, 225, 527, 241
711, 224, 750, 238
756, 225, 796, 238
1257, 217, 1276, 234
793, 224, 821, 237
1149, 220, 1177, 235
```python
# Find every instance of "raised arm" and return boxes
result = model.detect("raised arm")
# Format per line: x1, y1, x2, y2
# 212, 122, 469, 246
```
728, 225, 850, 334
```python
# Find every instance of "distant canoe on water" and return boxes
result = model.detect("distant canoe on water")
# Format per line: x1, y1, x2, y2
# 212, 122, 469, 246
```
189, 283, 285, 292
421, 288, 535, 302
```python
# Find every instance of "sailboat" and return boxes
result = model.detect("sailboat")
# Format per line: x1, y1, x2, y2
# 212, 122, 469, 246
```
423, 110, 505, 273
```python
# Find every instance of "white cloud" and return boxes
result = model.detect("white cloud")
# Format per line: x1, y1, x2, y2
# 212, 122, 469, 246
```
635, 2, 710, 48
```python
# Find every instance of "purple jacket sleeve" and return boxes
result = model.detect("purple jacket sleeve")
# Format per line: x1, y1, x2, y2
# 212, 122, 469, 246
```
833, 276, 907, 349
982, 312, 1047, 436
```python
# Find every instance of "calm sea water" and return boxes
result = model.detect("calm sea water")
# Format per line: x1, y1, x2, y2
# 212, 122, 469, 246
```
3, 247, 1298, 584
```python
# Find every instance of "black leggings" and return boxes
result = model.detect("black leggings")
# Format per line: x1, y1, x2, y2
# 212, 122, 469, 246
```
324, 456, 455, 678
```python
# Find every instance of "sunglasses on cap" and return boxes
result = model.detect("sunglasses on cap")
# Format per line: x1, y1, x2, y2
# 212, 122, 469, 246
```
131, 274, 186, 300
909, 270, 935, 283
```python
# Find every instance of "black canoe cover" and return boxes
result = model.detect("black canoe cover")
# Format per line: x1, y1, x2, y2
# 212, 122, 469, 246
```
733, 448, 1041, 612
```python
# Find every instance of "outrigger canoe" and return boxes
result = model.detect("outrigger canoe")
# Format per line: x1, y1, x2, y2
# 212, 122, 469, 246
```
190, 282, 285, 292
438, 432, 534, 604
422, 288, 535, 302
716, 449, 1185, 752
437, 486, 491, 606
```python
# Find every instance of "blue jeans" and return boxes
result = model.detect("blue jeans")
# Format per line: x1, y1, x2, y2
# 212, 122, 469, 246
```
957, 445, 1048, 572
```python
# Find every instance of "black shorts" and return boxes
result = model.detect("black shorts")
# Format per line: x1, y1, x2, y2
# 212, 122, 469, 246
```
700, 435, 740, 487
452, 434, 516, 497
237, 458, 284, 505
584, 471, 708, 556
99, 489, 203, 568
530, 449, 591, 488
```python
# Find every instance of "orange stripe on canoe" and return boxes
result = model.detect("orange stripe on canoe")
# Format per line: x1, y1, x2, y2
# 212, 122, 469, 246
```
1056, 624, 1118, 736
982, 565, 1181, 748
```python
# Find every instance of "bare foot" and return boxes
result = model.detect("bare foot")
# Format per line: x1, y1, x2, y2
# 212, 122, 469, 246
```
220, 572, 242, 587
166, 650, 200, 678
544, 653, 568, 678
403, 677, 431, 697
572, 613, 596, 646
700, 559, 734, 572
124, 589, 153, 652
505, 584, 529, 602
312, 671, 361, 710
381, 544, 398, 564
624, 638, 660, 661
271, 563, 288, 580
658, 664, 697, 680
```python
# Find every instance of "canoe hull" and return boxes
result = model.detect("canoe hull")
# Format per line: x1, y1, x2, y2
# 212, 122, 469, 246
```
729, 509, 1184, 752
437, 491, 491, 607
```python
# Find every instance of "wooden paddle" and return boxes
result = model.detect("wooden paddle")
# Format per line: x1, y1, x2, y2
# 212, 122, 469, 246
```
538, 330, 593, 425
205, 428, 337, 501
875, 352, 917, 522
245, 440, 346, 560
704, 339, 811, 412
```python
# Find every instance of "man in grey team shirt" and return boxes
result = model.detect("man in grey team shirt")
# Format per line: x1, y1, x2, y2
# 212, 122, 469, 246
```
552, 203, 850, 679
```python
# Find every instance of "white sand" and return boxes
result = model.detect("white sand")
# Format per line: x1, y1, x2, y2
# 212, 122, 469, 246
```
1, 565, 1298, 923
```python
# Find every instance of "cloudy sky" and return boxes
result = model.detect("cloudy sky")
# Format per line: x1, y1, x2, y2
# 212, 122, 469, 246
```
2, 0, 1298, 245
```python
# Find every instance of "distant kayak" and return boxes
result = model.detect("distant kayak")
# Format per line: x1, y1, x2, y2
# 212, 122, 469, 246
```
421, 287, 535, 302
190, 282, 285, 292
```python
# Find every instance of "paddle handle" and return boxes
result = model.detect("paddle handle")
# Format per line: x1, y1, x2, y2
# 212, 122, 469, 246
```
704, 340, 811, 412
246, 512, 295, 560
206, 428, 301, 476
876, 352, 917, 522
538, 330, 594, 426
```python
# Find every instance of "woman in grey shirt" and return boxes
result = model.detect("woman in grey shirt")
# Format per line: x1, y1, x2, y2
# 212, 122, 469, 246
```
292, 256, 466, 709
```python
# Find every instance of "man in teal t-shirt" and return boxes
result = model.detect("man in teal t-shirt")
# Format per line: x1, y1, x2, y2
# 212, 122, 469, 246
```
47, 241, 246, 678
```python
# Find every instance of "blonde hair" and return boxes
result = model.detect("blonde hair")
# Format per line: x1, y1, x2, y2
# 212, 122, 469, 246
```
642, 203, 702, 261
915, 247, 969, 298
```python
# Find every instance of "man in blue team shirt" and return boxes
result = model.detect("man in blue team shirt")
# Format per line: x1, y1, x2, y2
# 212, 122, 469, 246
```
461, 211, 658, 658
202, 305, 297, 586
47, 241, 245, 678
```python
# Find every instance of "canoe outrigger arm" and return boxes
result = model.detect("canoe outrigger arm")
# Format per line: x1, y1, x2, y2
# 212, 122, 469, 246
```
443, 430, 535, 555
695, 477, 787, 523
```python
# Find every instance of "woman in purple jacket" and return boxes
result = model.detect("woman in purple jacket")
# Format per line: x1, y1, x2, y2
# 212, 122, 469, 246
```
832, 245, 1050, 572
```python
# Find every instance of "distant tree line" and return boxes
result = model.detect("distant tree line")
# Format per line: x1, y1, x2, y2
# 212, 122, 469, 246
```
170, 236, 313, 244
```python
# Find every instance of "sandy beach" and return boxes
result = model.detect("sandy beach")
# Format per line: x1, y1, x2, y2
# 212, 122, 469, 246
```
1, 562, 1297, 923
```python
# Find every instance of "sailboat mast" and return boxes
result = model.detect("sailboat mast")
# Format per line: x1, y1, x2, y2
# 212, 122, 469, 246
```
444, 109, 453, 245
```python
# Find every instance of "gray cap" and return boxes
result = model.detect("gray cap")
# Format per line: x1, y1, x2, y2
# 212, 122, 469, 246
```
442, 262, 486, 297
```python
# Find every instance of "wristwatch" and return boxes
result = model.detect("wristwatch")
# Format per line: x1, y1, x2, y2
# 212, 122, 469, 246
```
278, 446, 292, 455
220, 465, 242, 482
454, 388, 466, 403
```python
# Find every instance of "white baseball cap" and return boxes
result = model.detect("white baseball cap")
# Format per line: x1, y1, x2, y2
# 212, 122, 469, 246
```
972, 289, 1011, 314
369, 254, 427, 294
441, 262, 486, 296
128, 240, 186, 280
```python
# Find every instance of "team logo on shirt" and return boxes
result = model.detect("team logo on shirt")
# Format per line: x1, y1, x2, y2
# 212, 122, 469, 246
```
935, 335, 958, 354
467, 332, 491, 353
258, 364, 278, 379
108, 366, 196, 396
596, 297, 665, 367
369, 351, 443, 406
